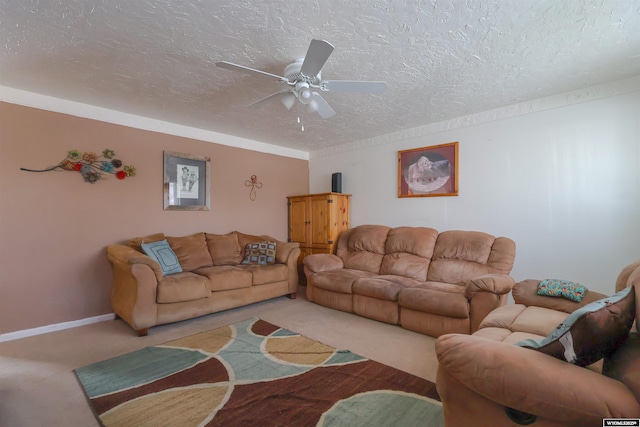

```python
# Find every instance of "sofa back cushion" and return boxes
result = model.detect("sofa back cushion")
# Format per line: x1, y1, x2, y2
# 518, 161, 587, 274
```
206, 232, 243, 265
380, 227, 438, 281
167, 232, 213, 272
337, 225, 390, 274
128, 232, 166, 252
428, 231, 500, 284
486, 237, 517, 275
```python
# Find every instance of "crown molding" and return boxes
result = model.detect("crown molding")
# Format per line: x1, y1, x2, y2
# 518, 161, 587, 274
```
0, 86, 310, 161
309, 75, 640, 159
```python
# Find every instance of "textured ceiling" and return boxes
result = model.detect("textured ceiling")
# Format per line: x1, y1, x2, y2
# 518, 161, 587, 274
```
1, 0, 639, 153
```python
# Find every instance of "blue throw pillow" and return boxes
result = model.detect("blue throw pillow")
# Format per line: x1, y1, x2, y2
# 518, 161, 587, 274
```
517, 286, 635, 366
141, 239, 182, 276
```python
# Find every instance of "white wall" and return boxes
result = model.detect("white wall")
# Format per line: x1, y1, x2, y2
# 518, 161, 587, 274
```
309, 78, 640, 296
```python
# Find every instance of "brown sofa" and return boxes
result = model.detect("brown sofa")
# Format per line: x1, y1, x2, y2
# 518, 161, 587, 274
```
107, 231, 300, 336
435, 260, 640, 427
303, 225, 516, 337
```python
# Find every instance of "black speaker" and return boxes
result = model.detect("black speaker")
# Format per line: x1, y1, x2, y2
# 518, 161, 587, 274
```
331, 172, 342, 193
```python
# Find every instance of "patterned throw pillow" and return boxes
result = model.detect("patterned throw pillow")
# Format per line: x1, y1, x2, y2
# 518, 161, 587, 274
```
537, 279, 587, 302
141, 239, 182, 276
517, 286, 636, 366
241, 241, 276, 265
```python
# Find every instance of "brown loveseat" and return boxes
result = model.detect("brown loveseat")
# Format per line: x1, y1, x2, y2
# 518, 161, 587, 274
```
107, 231, 300, 336
435, 260, 640, 426
303, 225, 516, 337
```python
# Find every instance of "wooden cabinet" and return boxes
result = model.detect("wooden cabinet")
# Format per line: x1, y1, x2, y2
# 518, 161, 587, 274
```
287, 192, 351, 282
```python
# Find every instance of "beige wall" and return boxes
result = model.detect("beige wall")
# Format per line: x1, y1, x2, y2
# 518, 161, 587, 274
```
0, 102, 309, 334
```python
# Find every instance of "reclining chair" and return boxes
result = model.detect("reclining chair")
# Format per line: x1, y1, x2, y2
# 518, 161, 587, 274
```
435, 260, 640, 427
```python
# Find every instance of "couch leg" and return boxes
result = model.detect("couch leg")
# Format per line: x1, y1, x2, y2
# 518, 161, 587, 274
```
288, 292, 297, 299
137, 328, 149, 337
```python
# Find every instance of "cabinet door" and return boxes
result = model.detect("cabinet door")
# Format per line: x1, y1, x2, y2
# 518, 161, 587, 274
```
309, 195, 330, 246
288, 197, 308, 244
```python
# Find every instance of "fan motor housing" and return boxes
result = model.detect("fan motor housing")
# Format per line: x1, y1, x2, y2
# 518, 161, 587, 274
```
284, 58, 321, 85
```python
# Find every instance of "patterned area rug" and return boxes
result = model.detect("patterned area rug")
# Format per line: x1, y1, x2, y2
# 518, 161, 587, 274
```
75, 318, 443, 427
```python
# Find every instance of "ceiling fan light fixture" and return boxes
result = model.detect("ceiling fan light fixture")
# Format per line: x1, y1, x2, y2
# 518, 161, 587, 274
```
281, 93, 296, 110
308, 98, 319, 113
296, 82, 312, 104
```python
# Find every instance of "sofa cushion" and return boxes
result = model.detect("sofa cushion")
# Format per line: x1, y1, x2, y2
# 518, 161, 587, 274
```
128, 232, 166, 252
353, 277, 408, 301
603, 332, 640, 401
377, 274, 423, 287
237, 263, 288, 285
486, 236, 517, 274
167, 232, 213, 271
477, 304, 570, 343
194, 265, 252, 291
384, 226, 438, 258
399, 286, 469, 319
537, 279, 587, 302
427, 231, 494, 284
241, 241, 276, 265
379, 227, 437, 280
510, 306, 570, 338
312, 269, 377, 294
156, 272, 209, 303
517, 286, 636, 366
206, 232, 243, 265
346, 225, 390, 253
380, 253, 430, 281
141, 239, 182, 276
341, 251, 385, 274
235, 231, 264, 249
339, 225, 389, 274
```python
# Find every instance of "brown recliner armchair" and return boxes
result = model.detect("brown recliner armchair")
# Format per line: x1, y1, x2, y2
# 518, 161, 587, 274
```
435, 260, 640, 427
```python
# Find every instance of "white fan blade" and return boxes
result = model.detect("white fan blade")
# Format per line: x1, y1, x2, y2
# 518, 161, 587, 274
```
247, 90, 292, 109
311, 93, 336, 119
322, 80, 387, 94
301, 39, 334, 78
216, 61, 289, 83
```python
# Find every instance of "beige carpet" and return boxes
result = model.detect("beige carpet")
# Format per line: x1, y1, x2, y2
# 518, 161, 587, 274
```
0, 286, 439, 427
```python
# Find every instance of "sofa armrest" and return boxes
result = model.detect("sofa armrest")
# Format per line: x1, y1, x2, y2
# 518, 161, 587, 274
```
465, 274, 514, 332
513, 279, 608, 313
436, 334, 640, 421
303, 253, 344, 273
107, 245, 160, 334
465, 274, 515, 299
274, 241, 300, 265
107, 244, 163, 281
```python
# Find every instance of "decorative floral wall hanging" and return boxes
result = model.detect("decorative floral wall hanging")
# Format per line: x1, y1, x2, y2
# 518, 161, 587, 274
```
20, 149, 136, 184
245, 175, 262, 201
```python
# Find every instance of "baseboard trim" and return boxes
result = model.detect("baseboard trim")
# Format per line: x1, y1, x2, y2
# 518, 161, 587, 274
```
0, 313, 116, 343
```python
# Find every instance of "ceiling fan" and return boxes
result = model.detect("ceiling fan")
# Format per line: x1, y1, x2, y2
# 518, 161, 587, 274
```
216, 39, 387, 120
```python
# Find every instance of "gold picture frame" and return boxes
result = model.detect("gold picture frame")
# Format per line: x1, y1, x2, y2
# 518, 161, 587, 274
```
163, 151, 211, 210
398, 142, 459, 198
